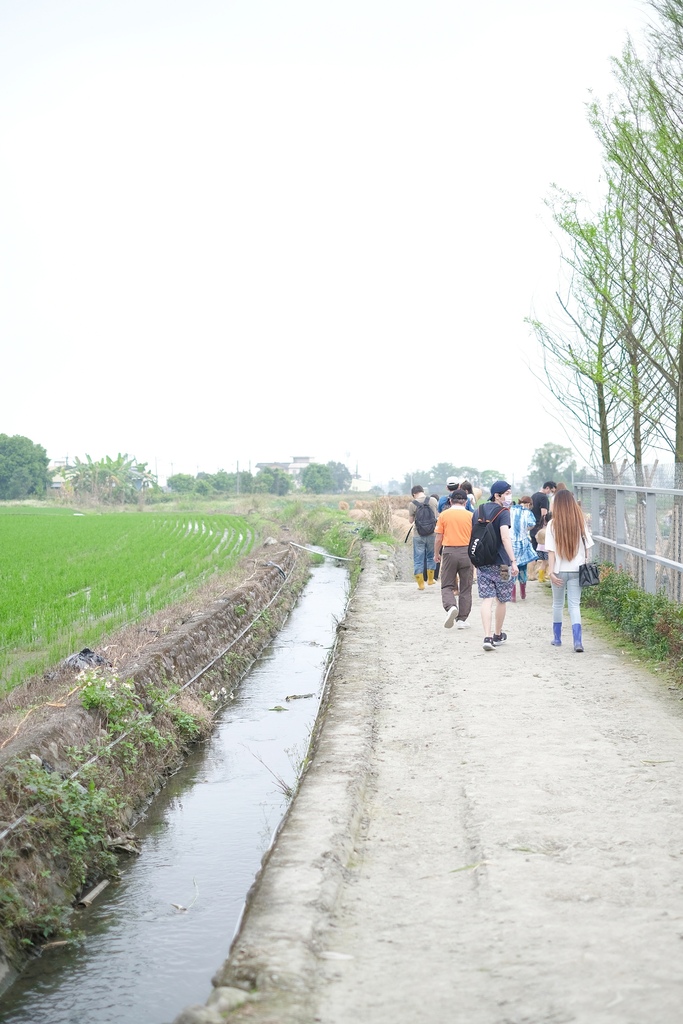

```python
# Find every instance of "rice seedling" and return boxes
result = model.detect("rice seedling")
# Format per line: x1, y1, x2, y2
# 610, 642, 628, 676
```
0, 510, 254, 691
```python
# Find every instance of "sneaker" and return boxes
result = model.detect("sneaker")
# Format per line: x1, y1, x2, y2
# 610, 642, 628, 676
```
492, 632, 508, 646
483, 637, 495, 651
444, 607, 458, 629
456, 620, 471, 629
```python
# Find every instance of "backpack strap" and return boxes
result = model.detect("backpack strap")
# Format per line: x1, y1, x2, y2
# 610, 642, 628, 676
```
478, 502, 505, 525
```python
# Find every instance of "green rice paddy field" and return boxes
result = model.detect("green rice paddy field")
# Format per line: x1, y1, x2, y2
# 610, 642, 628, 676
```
0, 506, 254, 692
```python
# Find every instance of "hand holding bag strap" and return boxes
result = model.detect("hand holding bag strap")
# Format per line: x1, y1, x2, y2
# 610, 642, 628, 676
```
581, 533, 591, 568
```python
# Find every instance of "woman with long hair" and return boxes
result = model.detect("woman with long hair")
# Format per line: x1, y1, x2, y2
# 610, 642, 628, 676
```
545, 489, 593, 652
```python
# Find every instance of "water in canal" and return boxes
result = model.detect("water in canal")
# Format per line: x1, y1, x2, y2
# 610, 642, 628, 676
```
0, 555, 349, 1024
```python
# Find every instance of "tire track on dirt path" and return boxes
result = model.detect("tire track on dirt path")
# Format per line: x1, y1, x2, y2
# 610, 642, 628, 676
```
174, 546, 683, 1024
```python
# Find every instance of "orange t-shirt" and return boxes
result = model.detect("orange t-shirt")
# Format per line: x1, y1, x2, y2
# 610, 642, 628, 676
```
435, 505, 472, 546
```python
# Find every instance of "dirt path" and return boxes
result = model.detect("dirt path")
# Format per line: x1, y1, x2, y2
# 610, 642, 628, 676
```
177, 545, 683, 1024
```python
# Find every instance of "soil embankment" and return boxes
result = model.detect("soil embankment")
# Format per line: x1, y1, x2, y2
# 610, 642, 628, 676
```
175, 544, 683, 1024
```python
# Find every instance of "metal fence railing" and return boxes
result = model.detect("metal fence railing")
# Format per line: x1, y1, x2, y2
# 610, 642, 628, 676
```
574, 478, 683, 600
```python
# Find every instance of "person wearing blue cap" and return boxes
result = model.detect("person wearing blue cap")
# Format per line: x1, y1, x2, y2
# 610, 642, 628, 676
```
474, 480, 519, 651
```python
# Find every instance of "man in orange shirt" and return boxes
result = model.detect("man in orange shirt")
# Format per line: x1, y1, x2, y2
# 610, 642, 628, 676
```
434, 489, 473, 629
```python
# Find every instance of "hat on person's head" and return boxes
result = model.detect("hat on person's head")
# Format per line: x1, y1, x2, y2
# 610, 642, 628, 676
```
446, 476, 458, 485
449, 489, 467, 504
490, 479, 512, 498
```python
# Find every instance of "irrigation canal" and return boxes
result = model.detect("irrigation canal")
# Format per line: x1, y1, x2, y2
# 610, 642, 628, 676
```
0, 554, 350, 1024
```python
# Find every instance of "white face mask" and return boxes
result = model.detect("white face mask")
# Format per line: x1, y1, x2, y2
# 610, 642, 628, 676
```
502, 495, 513, 507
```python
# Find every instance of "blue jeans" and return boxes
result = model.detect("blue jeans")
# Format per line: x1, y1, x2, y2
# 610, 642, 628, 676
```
413, 533, 435, 575
552, 571, 582, 625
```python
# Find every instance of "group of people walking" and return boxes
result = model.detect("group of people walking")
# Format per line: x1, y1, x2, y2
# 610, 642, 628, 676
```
407, 477, 594, 652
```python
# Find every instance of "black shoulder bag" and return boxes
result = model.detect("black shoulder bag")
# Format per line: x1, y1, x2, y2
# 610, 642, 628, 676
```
578, 536, 600, 588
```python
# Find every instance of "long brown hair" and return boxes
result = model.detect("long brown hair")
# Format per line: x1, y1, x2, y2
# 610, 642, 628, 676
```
551, 489, 587, 561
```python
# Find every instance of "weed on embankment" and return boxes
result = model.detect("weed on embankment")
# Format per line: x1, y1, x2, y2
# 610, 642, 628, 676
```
0, 667, 213, 964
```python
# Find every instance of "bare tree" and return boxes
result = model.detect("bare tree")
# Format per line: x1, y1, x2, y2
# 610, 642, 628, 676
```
589, 21, 683, 469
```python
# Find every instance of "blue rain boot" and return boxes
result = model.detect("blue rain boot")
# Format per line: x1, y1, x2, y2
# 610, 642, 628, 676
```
551, 622, 562, 646
572, 623, 584, 652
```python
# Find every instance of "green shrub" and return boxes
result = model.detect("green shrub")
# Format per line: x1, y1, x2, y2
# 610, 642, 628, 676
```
584, 565, 683, 671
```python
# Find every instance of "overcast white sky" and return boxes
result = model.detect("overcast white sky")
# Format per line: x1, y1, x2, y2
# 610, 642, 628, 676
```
0, 0, 651, 487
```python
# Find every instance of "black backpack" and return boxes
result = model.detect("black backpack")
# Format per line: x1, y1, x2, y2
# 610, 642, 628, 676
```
469, 503, 505, 566
413, 496, 437, 536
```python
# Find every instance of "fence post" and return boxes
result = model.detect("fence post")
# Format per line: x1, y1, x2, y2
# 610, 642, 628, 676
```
646, 491, 657, 594
591, 487, 602, 561
615, 487, 626, 570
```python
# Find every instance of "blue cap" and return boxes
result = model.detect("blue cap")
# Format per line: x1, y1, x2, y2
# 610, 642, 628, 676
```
489, 480, 511, 497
